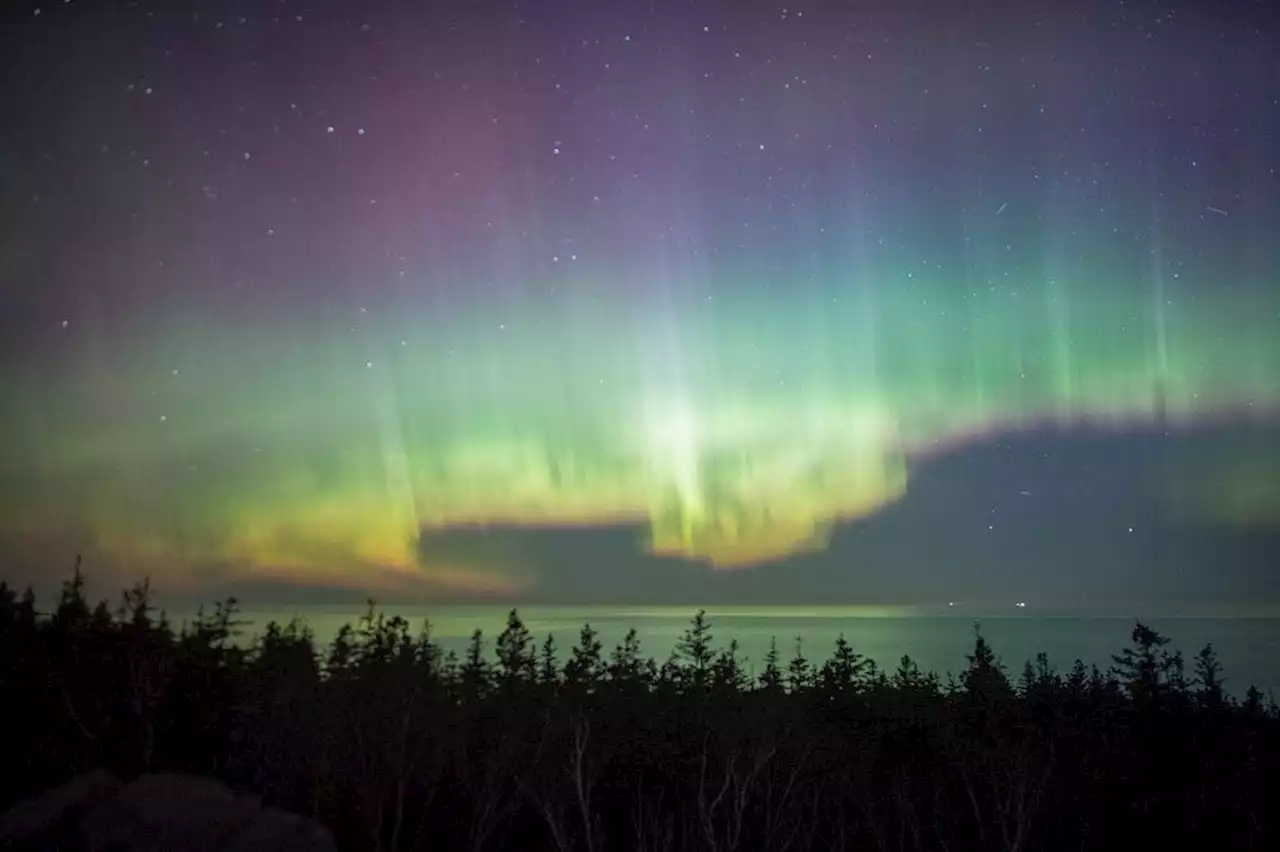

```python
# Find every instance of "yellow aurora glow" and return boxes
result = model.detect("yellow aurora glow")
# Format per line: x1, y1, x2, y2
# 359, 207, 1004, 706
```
1, 272, 1276, 597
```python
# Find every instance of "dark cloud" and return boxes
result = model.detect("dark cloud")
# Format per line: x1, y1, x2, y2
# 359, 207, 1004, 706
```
390, 423, 1280, 610
7, 423, 1275, 613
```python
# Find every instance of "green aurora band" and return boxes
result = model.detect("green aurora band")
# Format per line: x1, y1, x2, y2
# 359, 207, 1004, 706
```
1, 267, 1277, 597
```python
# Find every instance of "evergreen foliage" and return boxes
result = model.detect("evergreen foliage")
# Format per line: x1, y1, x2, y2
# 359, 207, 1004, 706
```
1, 569, 1277, 852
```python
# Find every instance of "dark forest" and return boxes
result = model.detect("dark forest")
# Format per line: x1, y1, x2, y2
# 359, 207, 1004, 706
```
2, 565, 1278, 851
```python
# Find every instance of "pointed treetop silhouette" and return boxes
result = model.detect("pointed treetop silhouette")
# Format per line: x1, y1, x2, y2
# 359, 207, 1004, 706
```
961, 622, 1013, 705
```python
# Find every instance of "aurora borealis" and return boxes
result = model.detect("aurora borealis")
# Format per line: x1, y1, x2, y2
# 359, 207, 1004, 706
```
1, 0, 1277, 604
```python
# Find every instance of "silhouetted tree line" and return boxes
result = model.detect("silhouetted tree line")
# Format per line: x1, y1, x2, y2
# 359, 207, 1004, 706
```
2, 562, 1279, 851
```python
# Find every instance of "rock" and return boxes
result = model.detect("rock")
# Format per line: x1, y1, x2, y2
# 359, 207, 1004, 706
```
0, 772, 336, 852
0, 769, 119, 845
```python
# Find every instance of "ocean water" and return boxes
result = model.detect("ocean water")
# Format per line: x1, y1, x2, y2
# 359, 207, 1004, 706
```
189, 606, 1280, 699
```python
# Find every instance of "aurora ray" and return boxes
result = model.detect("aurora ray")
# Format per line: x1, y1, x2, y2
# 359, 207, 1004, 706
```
0, 0, 1276, 600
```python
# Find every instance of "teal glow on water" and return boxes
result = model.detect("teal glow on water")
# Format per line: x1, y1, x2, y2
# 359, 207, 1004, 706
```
178, 606, 1280, 699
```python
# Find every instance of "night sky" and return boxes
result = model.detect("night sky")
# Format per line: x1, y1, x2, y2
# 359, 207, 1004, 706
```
1, 0, 1277, 607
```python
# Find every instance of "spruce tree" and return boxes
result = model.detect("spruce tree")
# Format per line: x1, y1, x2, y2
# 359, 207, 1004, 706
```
495, 609, 535, 683
608, 628, 645, 684
786, 636, 814, 692
1112, 621, 1174, 706
566, 623, 604, 688
538, 633, 559, 685
819, 634, 869, 696
53, 554, 90, 631
961, 623, 1012, 705
1243, 685, 1265, 717
1193, 643, 1225, 709
460, 629, 490, 698
893, 655, 925, 691
711, 638, 746, 692
1066, 659, 1089, 699
758, 637, 784, 692
676, 609, 715, 690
